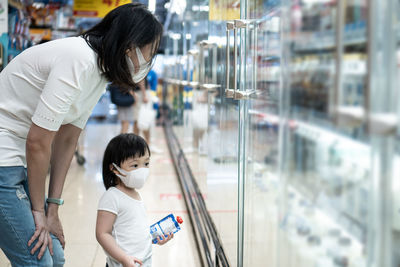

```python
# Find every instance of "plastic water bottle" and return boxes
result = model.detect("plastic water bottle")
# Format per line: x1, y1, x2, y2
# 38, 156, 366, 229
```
150, 214, 183, 244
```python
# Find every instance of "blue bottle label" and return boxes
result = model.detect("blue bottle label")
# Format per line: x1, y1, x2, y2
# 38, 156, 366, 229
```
150, 214, 181, 244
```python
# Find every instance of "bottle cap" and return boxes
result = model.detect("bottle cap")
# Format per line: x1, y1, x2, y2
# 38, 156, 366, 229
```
177, 216, 183, 224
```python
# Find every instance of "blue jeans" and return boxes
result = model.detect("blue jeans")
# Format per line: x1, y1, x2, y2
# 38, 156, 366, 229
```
0, 166, 65, 267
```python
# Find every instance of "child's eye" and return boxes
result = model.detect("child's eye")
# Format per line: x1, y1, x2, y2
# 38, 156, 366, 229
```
145, 162, 150, 166
132, 164, 138, 168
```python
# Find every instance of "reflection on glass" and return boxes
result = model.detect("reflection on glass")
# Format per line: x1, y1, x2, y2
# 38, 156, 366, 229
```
206, 21, 240, 265
241, 1, 282, 267
161, 0, 400, 266
393, 129, 400, 265
281, 1, 369, 267
164, 0, 240, 263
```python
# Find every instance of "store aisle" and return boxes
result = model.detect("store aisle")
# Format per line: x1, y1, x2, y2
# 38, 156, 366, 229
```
0, 124, 201, 267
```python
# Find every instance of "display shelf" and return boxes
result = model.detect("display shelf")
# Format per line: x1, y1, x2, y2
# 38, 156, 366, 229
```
248, 109, 280, 125
289, 62, 333, 72
248, 109, 370, 165
260, 54, 280, 61
293, 26, 367, 53
282, 184, 367, 264
294, 120, 370, 163
52, 27, 78, 32
3, 6, 32, 66
258, 79, 280, 83
251, 160, 367, 265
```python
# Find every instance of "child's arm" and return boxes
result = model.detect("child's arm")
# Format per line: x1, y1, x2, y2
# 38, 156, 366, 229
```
96, 210, 143, 267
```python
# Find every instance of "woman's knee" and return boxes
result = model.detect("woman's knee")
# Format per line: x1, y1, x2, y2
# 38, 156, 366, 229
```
52, 249, 65, 267
51, 236, 65, 267
25, 243, 63, 267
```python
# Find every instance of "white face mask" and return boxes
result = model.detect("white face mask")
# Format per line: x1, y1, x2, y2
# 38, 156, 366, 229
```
126, 47, 152, 83
112, 163, 149, 189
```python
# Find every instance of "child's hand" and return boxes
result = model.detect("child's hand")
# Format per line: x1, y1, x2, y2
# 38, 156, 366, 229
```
122, 255, 143, 267
157, 232, 174, 245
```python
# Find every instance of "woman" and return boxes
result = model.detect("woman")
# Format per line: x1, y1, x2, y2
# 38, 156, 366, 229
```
0, 3, 162, 266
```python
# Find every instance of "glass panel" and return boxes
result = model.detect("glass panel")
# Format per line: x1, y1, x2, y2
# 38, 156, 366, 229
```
162, 1, 213, 263
372, 0, 400, 266
394, 1, 400, 263
279, 1, 371, 267
165, 0, 240, 264
206, 21, 240, 265
241, 1, 282, 267
167, 0, 209, 167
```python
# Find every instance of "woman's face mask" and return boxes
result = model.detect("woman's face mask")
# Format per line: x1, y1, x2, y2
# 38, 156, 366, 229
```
112, 163, 149, 189
126, 47, 152, 83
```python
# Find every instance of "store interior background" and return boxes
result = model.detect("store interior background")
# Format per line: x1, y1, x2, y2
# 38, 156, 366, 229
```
1, 0, 400, 266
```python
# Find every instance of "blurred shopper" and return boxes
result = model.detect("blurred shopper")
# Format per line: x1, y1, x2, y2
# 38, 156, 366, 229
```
133, 80, 149, 137
0, 3, 162, 266
134, 72, 163, 153
96, 133, 173, 267
109, 81, 146, 134
191, 90, 208, 154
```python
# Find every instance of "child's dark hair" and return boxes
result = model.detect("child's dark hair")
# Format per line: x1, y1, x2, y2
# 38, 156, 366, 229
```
102, 133, 150, 189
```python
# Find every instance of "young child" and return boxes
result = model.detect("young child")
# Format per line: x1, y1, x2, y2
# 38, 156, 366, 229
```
96, 133, 173, 267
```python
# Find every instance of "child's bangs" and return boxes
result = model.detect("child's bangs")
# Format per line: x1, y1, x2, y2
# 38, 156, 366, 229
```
116, 135, 150, 165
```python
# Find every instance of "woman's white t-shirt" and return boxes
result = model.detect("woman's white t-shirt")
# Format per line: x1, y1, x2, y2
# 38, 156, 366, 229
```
0, 36, 108, 167
98, 187, 152, 267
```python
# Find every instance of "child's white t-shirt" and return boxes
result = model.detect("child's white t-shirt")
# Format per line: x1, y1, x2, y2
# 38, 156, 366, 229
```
98, 187, 152, 267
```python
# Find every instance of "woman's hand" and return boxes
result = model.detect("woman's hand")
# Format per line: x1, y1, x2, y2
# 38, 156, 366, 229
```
142, 94, 149, 104
156, 232, 174, 245
28, 210, 53, 259
122, 255, 143, 267
129, 90, 137, 100
47, 210, 65, 249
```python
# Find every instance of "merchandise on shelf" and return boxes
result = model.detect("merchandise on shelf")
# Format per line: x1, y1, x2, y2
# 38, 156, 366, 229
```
341, 53, 366, 107
3, 5, 32, 66
28, 3, 78, 44
1, 0, 77, 68
289, 54, 334, 116
291, 0, 367, 51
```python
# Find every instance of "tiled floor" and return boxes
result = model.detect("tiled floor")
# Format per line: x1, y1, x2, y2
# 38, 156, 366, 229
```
172, 125, 238, 266
0, 124, 201, 267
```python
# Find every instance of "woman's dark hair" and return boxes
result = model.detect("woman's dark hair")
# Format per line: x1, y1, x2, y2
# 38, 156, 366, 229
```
102, 133, 150, 189
82, 3, 163, 91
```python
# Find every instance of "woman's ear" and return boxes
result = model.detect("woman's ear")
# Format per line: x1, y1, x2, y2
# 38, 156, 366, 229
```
126, 48, 133, 58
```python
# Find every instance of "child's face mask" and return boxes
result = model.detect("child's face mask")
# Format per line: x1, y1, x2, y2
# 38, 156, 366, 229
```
112, 163, 149, 189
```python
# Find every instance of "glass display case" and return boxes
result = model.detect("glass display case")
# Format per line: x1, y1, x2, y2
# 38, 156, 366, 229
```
278, 1, 370, 267
162, 0, 400, 266
238, 1, 282, 266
